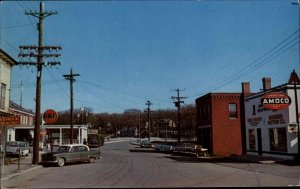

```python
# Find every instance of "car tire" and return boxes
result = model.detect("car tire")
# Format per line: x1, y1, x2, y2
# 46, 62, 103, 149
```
88, 157, 96, 163
58, 158, 65, 167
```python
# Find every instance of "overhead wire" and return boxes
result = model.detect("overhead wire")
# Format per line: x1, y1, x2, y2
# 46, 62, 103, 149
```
189, 29, 299, 98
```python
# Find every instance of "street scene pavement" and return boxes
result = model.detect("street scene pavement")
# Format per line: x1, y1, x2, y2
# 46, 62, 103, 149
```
0, 138, 133, 184
0, 138, 300, 188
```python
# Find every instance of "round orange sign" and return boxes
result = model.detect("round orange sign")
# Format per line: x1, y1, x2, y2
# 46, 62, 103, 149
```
43, 109, 58, 124
261, 92, 291, 110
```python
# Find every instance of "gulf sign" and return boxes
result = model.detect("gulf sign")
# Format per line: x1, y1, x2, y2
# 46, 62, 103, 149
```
43, 109, 58, 124
261, 92, 291, 110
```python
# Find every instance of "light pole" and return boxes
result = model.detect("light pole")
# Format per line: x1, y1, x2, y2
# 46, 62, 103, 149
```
80, 107, 84, 124
292, 0, 300, 159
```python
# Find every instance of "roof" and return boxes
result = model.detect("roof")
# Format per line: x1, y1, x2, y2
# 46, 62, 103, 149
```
244, 83, 299, 100
0, 48, 17, 66
196, 92, 241, 102
59, 144, 89, 148
10, 100, 34, 115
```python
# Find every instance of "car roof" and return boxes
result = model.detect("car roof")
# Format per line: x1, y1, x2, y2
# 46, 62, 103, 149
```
7, 141, 27, 143
59, 144, 89, 148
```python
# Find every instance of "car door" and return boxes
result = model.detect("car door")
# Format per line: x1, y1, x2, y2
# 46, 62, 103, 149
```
78, 145, 89, 161
71, 146, 82, 162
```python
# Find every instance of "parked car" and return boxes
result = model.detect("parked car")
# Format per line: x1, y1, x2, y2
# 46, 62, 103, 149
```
140, 140, 152, 148
41, 144, 101, 167
155, 142, 175, 152
6, 141, 30, 157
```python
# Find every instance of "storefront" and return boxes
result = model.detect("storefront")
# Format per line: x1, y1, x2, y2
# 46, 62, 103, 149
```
244, 72, 299, 160
13, 124, 88, 148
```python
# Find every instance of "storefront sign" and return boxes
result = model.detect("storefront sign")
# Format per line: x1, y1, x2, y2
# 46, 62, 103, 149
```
88, 129, 98, 135
247, 117, 262, 126
0, 116, 20, 126
43, 109, 58, 124
261, 92, 291, 110
268, 114, 286, 125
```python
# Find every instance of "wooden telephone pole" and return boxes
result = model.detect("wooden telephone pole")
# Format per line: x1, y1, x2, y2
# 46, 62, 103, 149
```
171, 89, 186, 143
144, 100, 153, 141
63, 68, 80, 144
16, 1, 61, 165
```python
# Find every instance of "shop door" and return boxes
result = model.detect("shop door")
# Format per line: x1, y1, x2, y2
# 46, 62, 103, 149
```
257, 128, 262, 155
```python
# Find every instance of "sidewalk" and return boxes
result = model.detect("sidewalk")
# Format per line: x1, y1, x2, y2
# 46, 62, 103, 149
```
0, 153, 41, 183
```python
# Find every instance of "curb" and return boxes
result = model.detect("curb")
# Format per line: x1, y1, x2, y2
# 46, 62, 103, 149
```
1, 165, 41, 182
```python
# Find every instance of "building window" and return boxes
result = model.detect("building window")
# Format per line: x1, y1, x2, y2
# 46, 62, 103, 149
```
228, 103, 238, 119
206, 104, 211, 120
252, 105, 256, 115
248, 129, 256, 150
198, 106, 202, 120
0, 83, 6, 110
269, 128, 287, 152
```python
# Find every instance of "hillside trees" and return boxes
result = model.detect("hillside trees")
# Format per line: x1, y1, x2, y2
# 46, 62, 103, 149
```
54, 104, 196, 139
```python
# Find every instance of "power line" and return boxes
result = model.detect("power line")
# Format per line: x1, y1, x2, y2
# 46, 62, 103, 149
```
190, 29, 299, 98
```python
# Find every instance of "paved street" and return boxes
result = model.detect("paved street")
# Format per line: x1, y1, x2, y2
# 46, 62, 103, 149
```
1, 139, 300, 188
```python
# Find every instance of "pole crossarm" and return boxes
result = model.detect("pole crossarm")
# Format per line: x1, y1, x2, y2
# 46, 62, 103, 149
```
18, 53, 61, 58
19, 45, 62, 51
16, 61, 61, 66
25, 10, 58, 19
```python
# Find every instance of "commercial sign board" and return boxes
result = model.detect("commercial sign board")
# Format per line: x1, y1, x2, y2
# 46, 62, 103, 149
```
88, 129, 98, 135
261, 92, 291, 110
0, 116, 20, 126
43, 109, 58, 124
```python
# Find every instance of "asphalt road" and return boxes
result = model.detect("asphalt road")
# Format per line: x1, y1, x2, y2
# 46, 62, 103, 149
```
2, 140, 300, 188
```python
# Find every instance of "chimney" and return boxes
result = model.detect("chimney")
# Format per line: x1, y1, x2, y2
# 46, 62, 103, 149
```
242, 82, 250, 96
262, 77, 271, 91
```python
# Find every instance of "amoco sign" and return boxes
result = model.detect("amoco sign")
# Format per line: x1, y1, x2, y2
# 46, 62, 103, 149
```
261, 92, 291, 110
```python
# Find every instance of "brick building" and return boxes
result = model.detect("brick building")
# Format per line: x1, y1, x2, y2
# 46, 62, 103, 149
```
196, 93, 243, 156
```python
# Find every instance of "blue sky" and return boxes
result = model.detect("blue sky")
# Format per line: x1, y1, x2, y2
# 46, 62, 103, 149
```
1, 0, 299, 114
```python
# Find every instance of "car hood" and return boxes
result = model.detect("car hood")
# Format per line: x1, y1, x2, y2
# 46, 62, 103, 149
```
43, 151, 65, 156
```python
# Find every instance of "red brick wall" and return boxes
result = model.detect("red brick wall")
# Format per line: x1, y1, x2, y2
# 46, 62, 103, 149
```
211, 94, 242, 156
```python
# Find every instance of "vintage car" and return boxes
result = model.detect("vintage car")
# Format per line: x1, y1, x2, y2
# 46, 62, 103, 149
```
41, 144, 101, 167
154, 142, 176, 152
140, 140, 152, 148
6, 141, 30, 157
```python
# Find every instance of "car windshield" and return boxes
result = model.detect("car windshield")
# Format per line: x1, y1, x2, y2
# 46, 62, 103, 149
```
8, 142, 18, 147
57, 146, 71, 152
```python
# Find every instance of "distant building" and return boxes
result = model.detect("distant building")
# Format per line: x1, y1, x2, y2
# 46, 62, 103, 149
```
243, 71, 300, 160
196, 93, 243, 156
0, 48, 17, 146
9, 100, 35, 142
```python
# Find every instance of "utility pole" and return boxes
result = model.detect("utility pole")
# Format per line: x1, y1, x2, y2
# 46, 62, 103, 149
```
171, 89, 186, 143
292, 0, 300, 159
20, 81, 23, 108
63, 68, 80, 144
16, 1, 60, 165
144, 100, 153, 141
